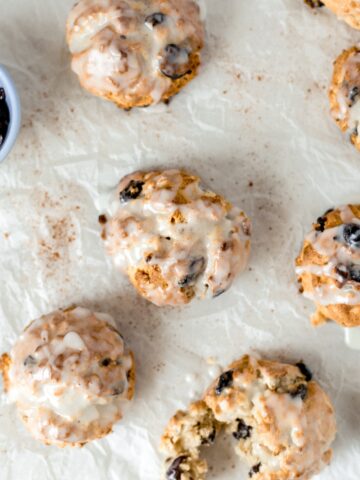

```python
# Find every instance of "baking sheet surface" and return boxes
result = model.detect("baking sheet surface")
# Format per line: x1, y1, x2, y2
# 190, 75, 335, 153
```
0, 1, 360, 478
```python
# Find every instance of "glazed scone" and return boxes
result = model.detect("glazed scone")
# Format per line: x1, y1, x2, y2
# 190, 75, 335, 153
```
66, 0, 205, 109
329, 46, 360, 151
204, 357, 335, 480
296, 205, 360, 327
321, 0, 360, 29
0, 306, 135, 447
160, 355, 336, 480
100, 169, 251, 307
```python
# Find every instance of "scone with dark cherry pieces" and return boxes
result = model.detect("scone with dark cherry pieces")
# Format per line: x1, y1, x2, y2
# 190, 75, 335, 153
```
329, 46, 360, 151
0, 306, 135, 446
66, 0, 205, 109
161, 355, 336, 480
296, 205, 360, 326
100, 169, 251, 306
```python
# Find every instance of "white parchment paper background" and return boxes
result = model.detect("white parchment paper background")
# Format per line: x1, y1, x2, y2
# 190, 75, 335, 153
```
0, 1, 360, 478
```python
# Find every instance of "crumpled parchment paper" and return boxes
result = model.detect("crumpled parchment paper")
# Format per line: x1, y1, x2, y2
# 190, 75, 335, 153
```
0, 0, 360, 478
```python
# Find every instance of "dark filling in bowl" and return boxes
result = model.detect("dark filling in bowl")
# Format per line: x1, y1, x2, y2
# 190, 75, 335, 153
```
0, 88, 10, 148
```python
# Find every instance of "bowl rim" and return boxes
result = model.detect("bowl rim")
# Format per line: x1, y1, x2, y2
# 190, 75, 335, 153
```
0, 65, 21, 163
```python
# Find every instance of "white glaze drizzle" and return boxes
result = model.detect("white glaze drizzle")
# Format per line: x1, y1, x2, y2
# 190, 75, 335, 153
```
296, 206, 360, 305
7, 307, 134, 444
335, 51, 360, 131
210, 357, 313, 472
67, 0, 204, 104
103, 170, 251, 306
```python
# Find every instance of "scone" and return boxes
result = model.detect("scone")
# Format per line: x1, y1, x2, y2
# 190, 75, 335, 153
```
329, 46, 360, 151
296, 205, 360, 327
321, 0, 360, 29
0, 306, 135, 447
66, 0, 205, 109
100, 169, 251, 307
160, 355, 336, 480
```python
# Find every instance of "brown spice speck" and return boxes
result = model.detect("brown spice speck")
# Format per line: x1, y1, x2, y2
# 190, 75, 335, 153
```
99, 214, 107, 225
37, 212, 77, 278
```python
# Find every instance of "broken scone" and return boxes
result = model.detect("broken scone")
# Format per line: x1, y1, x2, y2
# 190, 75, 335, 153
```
100, 169, 251, 306
0, 306, 135, 446
161, 355, 336, 480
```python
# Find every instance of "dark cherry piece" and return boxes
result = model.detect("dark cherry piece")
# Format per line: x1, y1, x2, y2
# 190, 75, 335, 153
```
201, 426, 216, 445
335, 264, 360, 283
145, 12, 165, 27
315, 208, 334, 233
23, 355, 37, 367
166, 456, 187, 480
290, 384, 308, 401
233, 419, 252, 440
213, 288, 226, 298
160, 44, 191, 80
349, 266, 360, 283
100, 358, 111, 367
178, 257, 205, 287
349, 86, 360, 106
304, 0, 324, 7
215, 370, 233, 395
343, 223, 360, 249
249, 463, 261, 477
296, 362, 313, 382
120, 180, 144, 202
315, 216, 327, 232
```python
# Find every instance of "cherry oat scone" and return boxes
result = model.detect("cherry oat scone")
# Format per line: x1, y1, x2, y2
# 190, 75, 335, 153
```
329, 46, 360, 151
66, 0, 205, 109
0, 306, 135, 446
296, 205, 360, 327
100, 169, 251, 306
160, 355, 336, 480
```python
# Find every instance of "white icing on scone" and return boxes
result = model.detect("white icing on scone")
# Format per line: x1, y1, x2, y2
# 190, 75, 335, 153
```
6, 307, 134, 446
334, 50, 360, 134
66, 0, 204, 106
101, 170, 251, 306
296, 206, 360, 306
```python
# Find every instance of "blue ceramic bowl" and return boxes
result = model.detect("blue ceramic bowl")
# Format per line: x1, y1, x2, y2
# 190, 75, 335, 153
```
0, 65, 21, 163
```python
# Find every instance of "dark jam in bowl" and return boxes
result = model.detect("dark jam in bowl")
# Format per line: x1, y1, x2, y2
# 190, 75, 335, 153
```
0, 88, 10, 148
